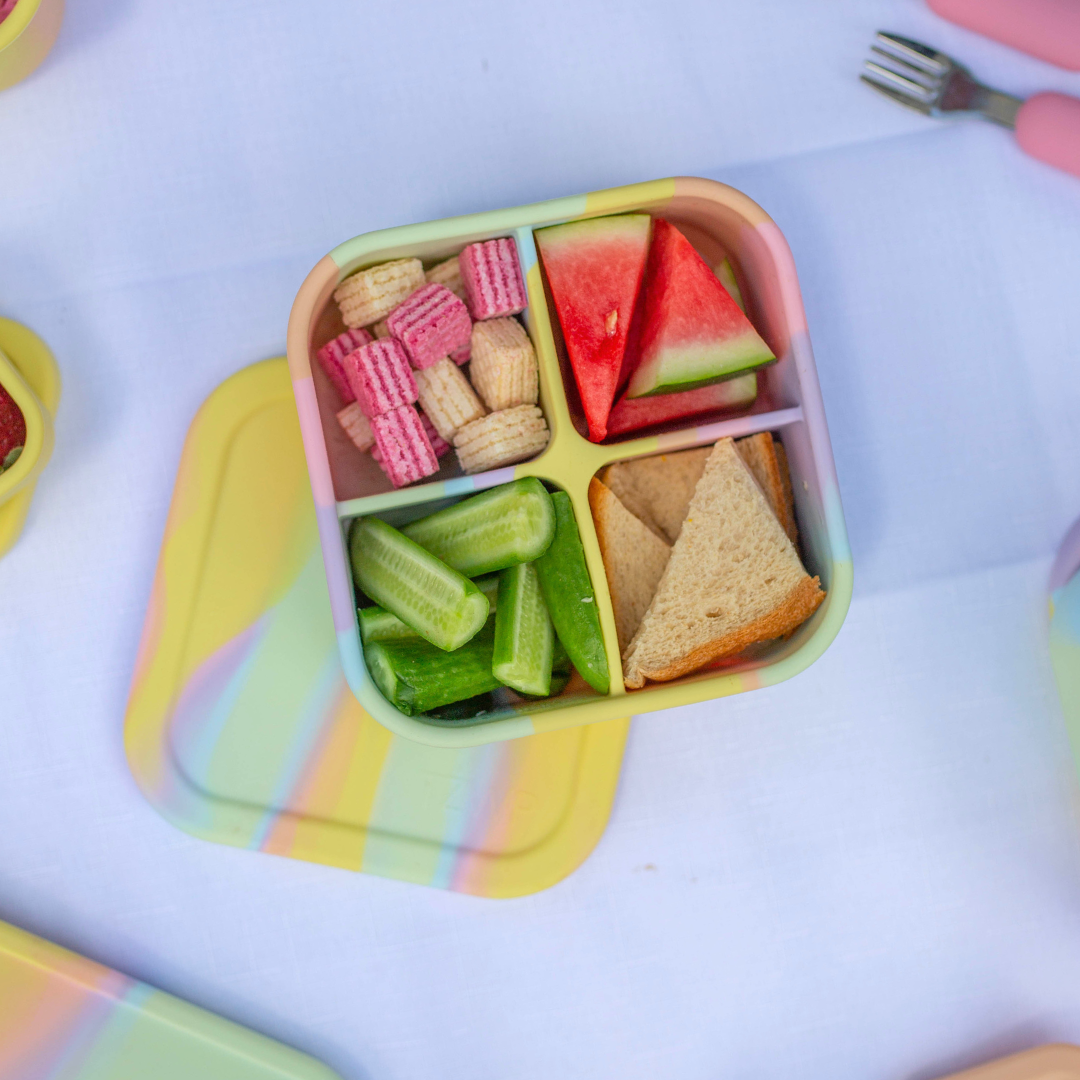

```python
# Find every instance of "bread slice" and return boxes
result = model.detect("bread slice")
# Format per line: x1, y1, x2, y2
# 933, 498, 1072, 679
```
588, 477, 671, 653
599, 447, 711, 544
735, 433, 797, 544
621, 438, 824, 688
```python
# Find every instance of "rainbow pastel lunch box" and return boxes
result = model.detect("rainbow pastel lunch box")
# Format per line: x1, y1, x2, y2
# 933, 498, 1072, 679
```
287, 177, 853, 748
0, 0, 64, 92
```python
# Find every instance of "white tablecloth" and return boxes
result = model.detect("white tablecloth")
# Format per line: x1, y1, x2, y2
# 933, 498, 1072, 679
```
3, 2, 1080, 1077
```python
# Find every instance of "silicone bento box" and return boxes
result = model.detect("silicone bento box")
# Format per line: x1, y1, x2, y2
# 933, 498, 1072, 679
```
0, 0, 64, 92
287, 177, 853, 748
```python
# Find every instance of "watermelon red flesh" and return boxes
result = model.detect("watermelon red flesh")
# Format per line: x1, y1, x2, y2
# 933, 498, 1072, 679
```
606, 373, 758, 438
626, 219, 775, 398
0, 383, 26, 468
535, 214, 651, 442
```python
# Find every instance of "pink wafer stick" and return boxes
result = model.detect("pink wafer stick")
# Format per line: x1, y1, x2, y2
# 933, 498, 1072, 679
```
386, 282, 472, 370
419, 411, 451, 458
345, 340, 417, 418
450, 341, 471, 365
460, 238, 527, 320
371, 405, 438, 488
316, 328, 372, 402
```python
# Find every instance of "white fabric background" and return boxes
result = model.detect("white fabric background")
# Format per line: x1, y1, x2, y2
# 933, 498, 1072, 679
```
3, 1, 1080, 1078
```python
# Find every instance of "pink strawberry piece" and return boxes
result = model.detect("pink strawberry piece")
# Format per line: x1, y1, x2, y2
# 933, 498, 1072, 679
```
419, 411, 451, 458
385, 282, 472, 370
371, 405, 438, 488
345, 340, 417, 418
460, 238, 527, 320
316, 328, 373, 402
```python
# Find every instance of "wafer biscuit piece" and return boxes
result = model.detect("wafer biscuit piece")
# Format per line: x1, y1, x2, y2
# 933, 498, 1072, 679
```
371, 405, 439, 488
419, 411, 451, 458
372, 320, 392, 340
469, 317, 538, 411
453, 405, 549, 474
317, 328, 372, 402
413, 357, 486, 442
450, 341, 471, 365
345, 340, 417, 418
336, 402, 375, 452
333, 258, 425, 328
460, 238, 527, 320
425, 255, 467, 301
386, 282, 472, 370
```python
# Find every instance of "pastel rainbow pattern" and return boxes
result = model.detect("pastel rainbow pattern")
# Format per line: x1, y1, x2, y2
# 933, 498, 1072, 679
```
286, 178, 854, 749
1050, 518, 1080, 780
123, 359, 628, 898
0, 921, 340, 1080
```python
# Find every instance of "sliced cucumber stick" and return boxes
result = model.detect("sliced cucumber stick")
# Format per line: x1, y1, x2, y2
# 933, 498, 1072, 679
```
366, 622, 501, 717
402, 478, 555, 577
360, 574, 500, 644
534, 491, 610, 694
493, 562, 554, 697
358, 605, 416, 644
350, 516, 489, 652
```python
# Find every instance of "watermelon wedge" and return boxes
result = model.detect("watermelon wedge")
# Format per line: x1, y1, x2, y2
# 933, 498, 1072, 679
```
535, 214, 651, 442
625, 219, 775, 398
606, 373, 758, 439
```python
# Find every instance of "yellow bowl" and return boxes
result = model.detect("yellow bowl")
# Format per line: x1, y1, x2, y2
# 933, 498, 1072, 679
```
0, 0, 64, 92
0, 318, 60, 558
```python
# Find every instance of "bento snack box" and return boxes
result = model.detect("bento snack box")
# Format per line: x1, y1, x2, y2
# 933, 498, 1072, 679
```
287, 177, 853, 748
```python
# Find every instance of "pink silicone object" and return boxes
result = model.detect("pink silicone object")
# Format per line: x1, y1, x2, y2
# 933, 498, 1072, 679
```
460, 238, 527, 320
345, 340, 417, 419
0, 0, 18, 24
419, 411, 451, 457
316, 328, 372, 402
1016, 92, 1080, 179
927, 0, 1080, 71
371, 405, 438, 488
385, 282, 472, 370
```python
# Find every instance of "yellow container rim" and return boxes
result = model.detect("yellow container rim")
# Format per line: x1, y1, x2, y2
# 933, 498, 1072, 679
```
0, 0, 42, 52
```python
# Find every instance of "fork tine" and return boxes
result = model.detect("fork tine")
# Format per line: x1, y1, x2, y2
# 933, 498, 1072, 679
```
859, 73, 933, 115
873, 32, 950, 74
862, 61, 936, 102
869, 46, 942, 89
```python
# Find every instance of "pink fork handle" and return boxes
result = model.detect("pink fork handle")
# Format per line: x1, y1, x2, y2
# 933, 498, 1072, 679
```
1016, 93, 1080, 180
927, 0, 1080, 71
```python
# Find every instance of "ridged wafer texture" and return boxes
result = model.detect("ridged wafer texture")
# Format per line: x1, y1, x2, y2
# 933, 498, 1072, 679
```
450, 341, 471, 365
419, 411, 451, 457
469, 317, 539, 411
386, 282, 472, 370
414, 357, 487, 442
425, 255, 468, 301
316, 328, 373, 401
371, 405, 439, 488
333, 258, 425, 327
460, 238, 527, 320
345, 340, 418, 418
336, 402, 375, 452
453, 404, 549, 474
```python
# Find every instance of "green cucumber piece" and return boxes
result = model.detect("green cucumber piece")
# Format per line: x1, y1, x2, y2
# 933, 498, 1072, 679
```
360, 574, 500, 644
365, 622, 501, 716
350, 516, 489, 652
358, 605, 415, 644
520, 637, 572, 700
534, 491, 610, 694
492, 562, 554, 697
402, 478, 555, 577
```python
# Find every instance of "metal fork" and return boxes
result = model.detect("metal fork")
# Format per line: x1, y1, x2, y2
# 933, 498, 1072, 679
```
861, 31, 1021, 129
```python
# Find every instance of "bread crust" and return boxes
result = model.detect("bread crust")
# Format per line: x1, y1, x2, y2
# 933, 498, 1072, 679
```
622, 574, 825, 688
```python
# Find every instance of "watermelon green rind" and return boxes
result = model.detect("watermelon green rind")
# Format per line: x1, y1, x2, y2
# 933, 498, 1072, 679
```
630, 334, 775, 396
536, 214, 651, 442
